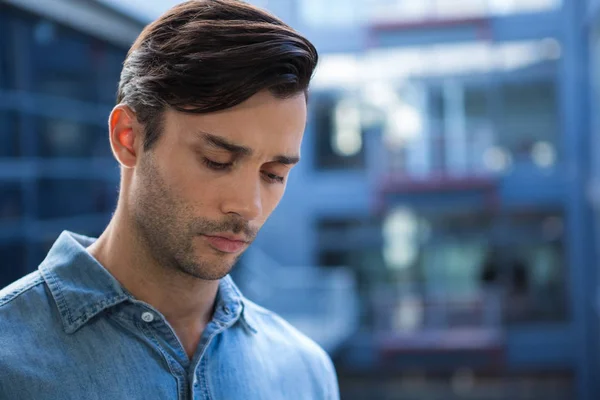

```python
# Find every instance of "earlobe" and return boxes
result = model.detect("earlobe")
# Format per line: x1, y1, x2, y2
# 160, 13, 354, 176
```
109, 105, 139, 168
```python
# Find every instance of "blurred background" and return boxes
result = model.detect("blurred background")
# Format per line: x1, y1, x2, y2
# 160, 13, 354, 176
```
0, 0, 599, 399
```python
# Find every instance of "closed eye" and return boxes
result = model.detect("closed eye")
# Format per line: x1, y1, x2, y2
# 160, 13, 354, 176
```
203, 158, 233, 171
262, 171, 285, 184
204, 157, 285, 183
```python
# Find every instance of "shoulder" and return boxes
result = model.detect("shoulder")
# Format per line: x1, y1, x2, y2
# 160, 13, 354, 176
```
0, 271, 56, 364
243, 298, 325, 355
0, 272, 69, 398
0, 271, 56, 342
0, 270, 47, 309
242, 298, 339, 396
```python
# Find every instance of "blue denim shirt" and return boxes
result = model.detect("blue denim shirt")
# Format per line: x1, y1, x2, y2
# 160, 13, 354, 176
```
0, 231, 339, 400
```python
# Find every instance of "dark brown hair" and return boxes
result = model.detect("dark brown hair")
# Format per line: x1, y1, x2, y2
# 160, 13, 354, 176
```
117, 0, 318, 151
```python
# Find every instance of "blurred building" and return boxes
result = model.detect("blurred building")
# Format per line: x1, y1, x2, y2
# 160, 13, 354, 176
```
248, 0, 599, 399
1, 0, 600, 399
0, 1, 143, 284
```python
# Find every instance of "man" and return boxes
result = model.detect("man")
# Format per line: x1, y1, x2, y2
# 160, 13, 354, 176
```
0, 1, 339, 399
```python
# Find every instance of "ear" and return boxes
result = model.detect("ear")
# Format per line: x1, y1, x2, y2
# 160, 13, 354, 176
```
109, 105, 142, 169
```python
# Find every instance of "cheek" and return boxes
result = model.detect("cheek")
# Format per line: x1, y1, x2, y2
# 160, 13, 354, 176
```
169, 156, 216, 205
181, 183, 218, 212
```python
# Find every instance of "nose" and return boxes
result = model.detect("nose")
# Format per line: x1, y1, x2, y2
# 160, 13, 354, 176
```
220, 172, 263, 221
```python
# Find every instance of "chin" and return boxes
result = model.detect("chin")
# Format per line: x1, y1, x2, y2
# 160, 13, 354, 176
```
199, 258, 236, 279
181, 265, 230, 281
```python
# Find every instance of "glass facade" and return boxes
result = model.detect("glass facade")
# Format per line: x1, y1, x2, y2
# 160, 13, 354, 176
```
0, 111, 20, 158
313, 39, 561, 177
312, 93, 367, 170
0, 4, 127, 287
382, 208, 566, 324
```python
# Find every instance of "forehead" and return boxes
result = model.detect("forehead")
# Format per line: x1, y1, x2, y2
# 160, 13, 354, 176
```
164, 91, 307, 153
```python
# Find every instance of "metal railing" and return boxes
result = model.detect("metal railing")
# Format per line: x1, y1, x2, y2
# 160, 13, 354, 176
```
370, 284, 505, 364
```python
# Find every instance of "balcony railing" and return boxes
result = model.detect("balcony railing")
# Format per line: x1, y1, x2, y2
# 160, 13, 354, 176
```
371, 284, 505, 369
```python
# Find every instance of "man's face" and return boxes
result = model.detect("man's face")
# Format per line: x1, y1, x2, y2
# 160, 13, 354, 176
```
130, 90, 306, 280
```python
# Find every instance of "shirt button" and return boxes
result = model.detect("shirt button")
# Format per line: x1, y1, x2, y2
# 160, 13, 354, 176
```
141, 312, 155, 323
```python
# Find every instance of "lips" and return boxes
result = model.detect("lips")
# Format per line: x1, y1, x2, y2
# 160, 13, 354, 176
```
203, 235, 248, 254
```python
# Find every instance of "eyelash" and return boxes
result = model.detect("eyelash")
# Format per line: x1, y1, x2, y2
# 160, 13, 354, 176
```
203, 158, 285, 184
264, 172, 285, 184
203, 158, 232, 171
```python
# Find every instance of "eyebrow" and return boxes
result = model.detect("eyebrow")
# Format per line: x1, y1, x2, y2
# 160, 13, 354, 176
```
201, 131, 251, 156
272, 155, 300, 165
198, 131, 300, 165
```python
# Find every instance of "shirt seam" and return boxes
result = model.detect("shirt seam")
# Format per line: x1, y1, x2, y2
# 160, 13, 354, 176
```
139, 321, 189, 400
194, 321, 234, 400
198, 355, 212, 400
42, 266, 75, 325
62, 294, 130, 333
0, 275, 45, 308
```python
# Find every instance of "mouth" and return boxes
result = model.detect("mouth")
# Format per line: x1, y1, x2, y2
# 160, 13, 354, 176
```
202, 234, 249, 254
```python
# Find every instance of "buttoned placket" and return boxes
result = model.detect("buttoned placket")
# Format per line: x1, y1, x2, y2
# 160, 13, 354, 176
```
108, 278, 245, 400
189, 302, 243, 400
126, 303, 191, 400
123, 299, 242, 400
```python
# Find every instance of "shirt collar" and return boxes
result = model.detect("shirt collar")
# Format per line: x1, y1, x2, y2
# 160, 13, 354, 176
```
216, 274, 258, 334
40, 231, 258, 335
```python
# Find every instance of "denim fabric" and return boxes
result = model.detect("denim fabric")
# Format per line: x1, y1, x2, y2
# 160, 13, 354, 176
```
0, 231, 339, 400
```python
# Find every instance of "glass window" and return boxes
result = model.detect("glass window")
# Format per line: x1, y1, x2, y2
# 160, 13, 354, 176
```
465, 86, 494, 171
0, 241, 27, 288
98, 46, 127, 104
316, 40, 561, 177
428, 87, 447, 173
590, 24, 600, 238
318, 248, 387, 328
31, 20, 99, 103
0, 4, 9, 91
0, 183, 23, 221
502, 210, 566, 322
313, 93, 366, 170
381, 76, 559, 176
422, 240, 488, 295
380, 208, 566, 326
37, 118, 109, 158
36, 179, 114, 220
2, 8, 125, 106
498, 80, 559, 162
30, 236, 58, 271
0, 111, 20, 157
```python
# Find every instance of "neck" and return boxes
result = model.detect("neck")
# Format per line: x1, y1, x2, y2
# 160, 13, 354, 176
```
87, 206, 219, 357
